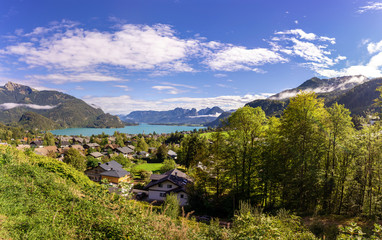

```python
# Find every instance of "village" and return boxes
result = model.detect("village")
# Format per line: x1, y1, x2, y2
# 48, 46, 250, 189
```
8, 131, 195, 207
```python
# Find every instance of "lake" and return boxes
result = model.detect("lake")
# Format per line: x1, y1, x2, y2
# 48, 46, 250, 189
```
50, 123, 206, 136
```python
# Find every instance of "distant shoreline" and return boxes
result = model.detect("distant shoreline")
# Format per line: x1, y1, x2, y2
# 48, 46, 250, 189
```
50, 123, 206, 136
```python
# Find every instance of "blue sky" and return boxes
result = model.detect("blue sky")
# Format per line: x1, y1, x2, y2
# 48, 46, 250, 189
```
0, 0, 382, 114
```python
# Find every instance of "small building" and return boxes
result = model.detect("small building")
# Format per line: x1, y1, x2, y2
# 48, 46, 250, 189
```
116, 147, 134, 157
84, 143, 100, 149
85, 160, 130, 184
136, 151, 149, 158
104, 144, 119, 152
59, 141, 70, 148
89, 152, 103, 159
30, 140, 44, 148
16, 144, 30, 151
34, 146, 58, 157
167, 150, 177, 159
144, 169, 192, 206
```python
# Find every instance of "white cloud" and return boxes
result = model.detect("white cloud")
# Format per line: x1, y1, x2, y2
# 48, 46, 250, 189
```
317, 51, 382, 78
213, 73, 227, 78
0, 103, 57, 110
205, 46, 287, 71
2, 22, 346, 80
2, 24, 199, 73
113, 85, 130, 91
152, 85, 182, 94
27, 73, 124, 84
271, 30, 345, 75
160, 82, 197, 89
83, 93, 272, 114
275, 29, 335, 44
358, 2, 382, 13
367, 40, 382, 54
270, 76, 369, 100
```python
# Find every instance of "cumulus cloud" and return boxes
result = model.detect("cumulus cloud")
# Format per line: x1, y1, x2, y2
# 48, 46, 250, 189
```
2, 24, 199, 73
358, 2, 382, 13
316, 49, 382, 78
0, 103, 57, 110
205, 46, 287, 71
271, 29, 345, 76
367, 40, 382, 54
83, 93, 273, 115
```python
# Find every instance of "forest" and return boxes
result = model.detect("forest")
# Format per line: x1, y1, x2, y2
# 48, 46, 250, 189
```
177, 91, 382, 221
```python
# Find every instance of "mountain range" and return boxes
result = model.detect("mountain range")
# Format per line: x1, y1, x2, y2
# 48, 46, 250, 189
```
120, 106, 224, 125
246, 75, 382, 116
208, 75, 382, 127
0, 82, 124, 130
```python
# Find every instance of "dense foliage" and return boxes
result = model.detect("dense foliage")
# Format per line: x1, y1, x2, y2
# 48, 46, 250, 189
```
0, 146, 316, 239
181, 92, 382, 220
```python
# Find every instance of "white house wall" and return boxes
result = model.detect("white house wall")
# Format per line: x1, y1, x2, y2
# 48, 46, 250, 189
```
149, 180, 177, 191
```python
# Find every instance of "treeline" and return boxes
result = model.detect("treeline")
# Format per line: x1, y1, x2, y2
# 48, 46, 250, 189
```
178, 92, 382, 217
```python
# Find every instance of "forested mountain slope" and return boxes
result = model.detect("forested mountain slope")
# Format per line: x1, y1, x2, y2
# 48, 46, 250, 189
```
0, 82, 124, 129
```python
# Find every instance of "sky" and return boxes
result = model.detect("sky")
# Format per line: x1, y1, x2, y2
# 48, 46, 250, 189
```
0, 0, 382, 114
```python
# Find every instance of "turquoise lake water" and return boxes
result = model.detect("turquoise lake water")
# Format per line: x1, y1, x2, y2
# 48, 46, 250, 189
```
50, 123, 206, 136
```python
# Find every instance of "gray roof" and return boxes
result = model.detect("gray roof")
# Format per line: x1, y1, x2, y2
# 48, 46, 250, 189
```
89, 152, 103, 158
167, 150, 177, 156
144, 169, 191, 190
100, 168, 129, 178
85, 143, 100, 148
116, 147, 134, 154
99, 160, 123, 171
31, 140, 43, 146
98, 160, 129, 178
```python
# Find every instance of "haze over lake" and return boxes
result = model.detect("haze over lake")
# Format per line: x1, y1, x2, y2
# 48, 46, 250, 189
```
50, 123, 206, 136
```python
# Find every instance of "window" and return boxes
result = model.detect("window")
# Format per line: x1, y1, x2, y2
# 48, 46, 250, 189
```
180, 194, 184, 198
159, 192, 166, 197
167, 184, 172, 188
158, 183, 162, 187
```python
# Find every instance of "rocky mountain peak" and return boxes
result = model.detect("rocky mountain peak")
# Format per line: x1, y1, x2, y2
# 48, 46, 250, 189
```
3, 81, 34, 94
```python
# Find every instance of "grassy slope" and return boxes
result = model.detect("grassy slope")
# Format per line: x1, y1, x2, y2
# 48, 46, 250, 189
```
0, 146, 317, 240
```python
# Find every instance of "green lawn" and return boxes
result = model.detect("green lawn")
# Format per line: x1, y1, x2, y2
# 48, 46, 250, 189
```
132, 163, 163, 173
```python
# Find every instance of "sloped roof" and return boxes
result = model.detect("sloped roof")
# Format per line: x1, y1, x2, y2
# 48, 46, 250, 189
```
144, 169, 191, 190
116, 147, 134, 154
100, 168, 129, 178
89, 152, 103, 158
99, 160, 123, 171
98, 160, 129, 178
85, 143, 100, 148
167, 150, 177, 156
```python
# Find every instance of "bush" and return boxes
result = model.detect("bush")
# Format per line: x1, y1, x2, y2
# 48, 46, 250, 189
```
162, 193, 180, 219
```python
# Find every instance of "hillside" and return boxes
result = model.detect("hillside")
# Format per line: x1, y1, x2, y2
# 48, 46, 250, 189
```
0, 146, 317, 239
0, 82, 124, 129
122, 107, 224, 125
18, 112, 60, 130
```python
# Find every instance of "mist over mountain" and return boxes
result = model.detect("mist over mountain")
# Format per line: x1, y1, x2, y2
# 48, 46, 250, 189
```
245, 75, 381, 117
0, 82, 124, 129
